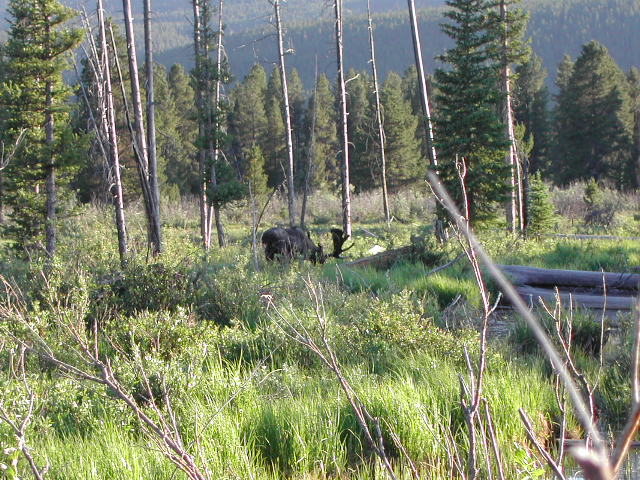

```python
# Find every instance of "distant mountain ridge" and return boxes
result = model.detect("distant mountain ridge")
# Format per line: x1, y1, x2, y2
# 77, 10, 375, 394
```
0, 0, 638, 92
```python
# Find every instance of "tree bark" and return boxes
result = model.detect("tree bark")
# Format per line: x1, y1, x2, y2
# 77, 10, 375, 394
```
273, 0, 297, 227
407, 0, 437, 169
498, 264, 640, 291
191, 0, 210, 250
122, 0, 148, 175
206, 0, 226, 247
500, 0, 519, 234
120, 0, 162, 255
334, 0, 352, 238
144, 0, 163, 254
367, 0, 390, 225
98, 0, 128, 266
45, 18, 56, 257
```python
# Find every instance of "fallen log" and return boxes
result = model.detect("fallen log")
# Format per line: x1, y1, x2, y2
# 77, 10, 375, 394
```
516, 285, 637, 311
343, 246, 413, 269
498, 265, 640, 292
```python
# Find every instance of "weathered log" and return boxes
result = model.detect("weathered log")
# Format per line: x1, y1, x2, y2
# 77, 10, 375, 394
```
516, 286, 637, 311
343, 246, 413, 270
499, 265, 640, 292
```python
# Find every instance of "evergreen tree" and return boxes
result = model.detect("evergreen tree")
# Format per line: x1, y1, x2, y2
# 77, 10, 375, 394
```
553, 41, 634, 187
165, 63, 198, 195
526, 172, 555, 236
263, 67, 286, 187
434, 0, 510, 224
0, 0, 83, 254
381, 71, 423, 189
346, 69, 375, 191
228, 64, 267, 176
514, 53, 552, 174
245, 144, 269, 197
305, 73, 337, 189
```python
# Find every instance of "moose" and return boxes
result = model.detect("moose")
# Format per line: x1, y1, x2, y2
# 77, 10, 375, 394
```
261, 227, 353, 264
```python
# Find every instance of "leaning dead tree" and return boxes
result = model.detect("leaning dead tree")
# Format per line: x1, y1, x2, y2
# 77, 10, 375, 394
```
76, 5, 128, 266
98, 0, 128, 265
121, 0, 162, 255
272, 0, 297, 227
334, 0, 352, 238
366, 0, 390, 225
407, 0, 437, 169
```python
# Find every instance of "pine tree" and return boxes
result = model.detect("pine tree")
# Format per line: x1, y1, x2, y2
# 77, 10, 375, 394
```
228, 64, 268, 173
514, 54, 552, 174
245, 144, 269, 197
263, 67, 286, 188
553, 41, 634, 187
165, 63, 198, 195
305, 73, 337, 189
381, 71, 423, 189
526, 172, 555, 236
0, 0, 83, 254
434, 0, 510, 224
346, 70, 375, 192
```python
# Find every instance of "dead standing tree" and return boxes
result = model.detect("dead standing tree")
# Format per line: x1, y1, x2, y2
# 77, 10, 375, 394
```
334, 0, 352, 239
121, 0, 162, 255
95, 0, 128, 265
206, 0, 227, 248
76, 6, 128, 266
193, 0, 227, 249
407, 0, 437, 170
192, 0, 209, 249
271, 0, 297, 227
366, 0, 390, 225
499, 0, 523, 234
144, 0, 163, 250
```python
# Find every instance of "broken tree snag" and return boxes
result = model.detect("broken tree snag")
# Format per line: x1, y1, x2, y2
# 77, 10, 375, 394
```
330, 228, 354, 258
498, 265, 640, 292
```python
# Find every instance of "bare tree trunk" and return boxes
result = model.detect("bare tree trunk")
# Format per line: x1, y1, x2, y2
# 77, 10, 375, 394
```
122, 0, 148, 174
115, 6, 160, 256
191, 0, 210, 250
122, 0, 162, 255
334, 0, 352, 238
300, 59, 318, 230
367, 0, 390, 225
500, 0, 519, 234
206, 0, 226, 247
407, 0, 437, 169
45, 81, 56, 257
273, 0, 297, 227
98, 0, 128, 266
144, 0, 163, 254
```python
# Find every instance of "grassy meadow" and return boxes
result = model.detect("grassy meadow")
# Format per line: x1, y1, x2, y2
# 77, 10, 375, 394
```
1, 183, 639, 479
